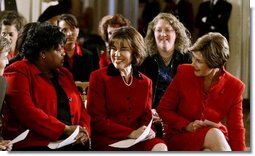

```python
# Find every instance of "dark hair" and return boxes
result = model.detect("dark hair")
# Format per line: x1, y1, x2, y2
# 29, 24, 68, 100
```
108, 26, 147, 66
22, 22, 66, 62
57, 14, 78, 28
15, 22, 38, 54
102, 14, 131, 42
37, 0, 71, 22
0, 11, 27, 31
7, 22, 39, 66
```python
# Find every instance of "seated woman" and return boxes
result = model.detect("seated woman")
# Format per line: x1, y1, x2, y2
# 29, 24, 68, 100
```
157, 32, 246, 151
87, 26, 167, 151
99, 14, 131, 69
57, 14, 98, 82
0, 36, 12, 151
139, 13, 192, 138
2, 22, 91, 151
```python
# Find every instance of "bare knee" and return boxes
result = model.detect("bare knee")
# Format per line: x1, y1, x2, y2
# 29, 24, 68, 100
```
151, 143, 168, 151
203, 128, 231, 151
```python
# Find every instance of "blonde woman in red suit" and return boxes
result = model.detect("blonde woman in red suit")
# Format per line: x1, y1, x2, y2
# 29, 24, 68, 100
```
157, 32, 246, 151
87, 26, 167, 151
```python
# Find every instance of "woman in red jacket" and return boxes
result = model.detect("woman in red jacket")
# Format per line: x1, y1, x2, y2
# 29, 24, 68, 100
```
2, 22, 90, 151
87, 26, 167, 151
157, 32, 246, 151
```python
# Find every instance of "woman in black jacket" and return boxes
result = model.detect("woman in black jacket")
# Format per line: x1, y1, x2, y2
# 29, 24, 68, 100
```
140, 13, 192, 137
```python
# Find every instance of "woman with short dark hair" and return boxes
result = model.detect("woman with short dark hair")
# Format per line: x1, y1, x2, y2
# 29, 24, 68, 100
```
2, 22, 91, 151
87, 26, 167, 151
57, 14, 97, 82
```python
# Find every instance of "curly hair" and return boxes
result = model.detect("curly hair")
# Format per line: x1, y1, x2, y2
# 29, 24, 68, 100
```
145, 13, 191, 55
15, 22, 38, 54
22, 22, 66, 62
108, 26, 147, 66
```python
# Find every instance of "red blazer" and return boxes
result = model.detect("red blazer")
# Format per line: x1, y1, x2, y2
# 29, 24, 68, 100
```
87, 65, 153, 150
157, 64, 246, 151
99, 51, 111, 69
2, 59, 91, 149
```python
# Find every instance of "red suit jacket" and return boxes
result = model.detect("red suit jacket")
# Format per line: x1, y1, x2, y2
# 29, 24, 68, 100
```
157, 64, 246, 151
87, 65, 155, 150
2, 59, 90, 150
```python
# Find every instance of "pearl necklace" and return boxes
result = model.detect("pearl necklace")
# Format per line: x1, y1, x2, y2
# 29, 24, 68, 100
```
121, 74, 133, 86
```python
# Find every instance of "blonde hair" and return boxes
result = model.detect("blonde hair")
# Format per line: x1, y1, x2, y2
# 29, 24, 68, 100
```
189, 32, 229, 68
145, 13, 191, 55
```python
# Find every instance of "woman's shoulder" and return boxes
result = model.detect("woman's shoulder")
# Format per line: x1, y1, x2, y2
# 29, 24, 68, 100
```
223, 71, 245, 89
177, 64, 194, 73
140, 54, 158, 70
90, 67, 108, 78
80, 47, 93, 57
137, 71, 151, 80
5, 60, 32, 73
174, 51, 192, 63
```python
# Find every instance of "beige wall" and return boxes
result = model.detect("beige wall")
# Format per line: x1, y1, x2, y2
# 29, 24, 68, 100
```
227, 0, 250, 98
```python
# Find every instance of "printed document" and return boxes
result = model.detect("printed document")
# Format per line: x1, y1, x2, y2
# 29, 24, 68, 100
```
48, 126, 79, 149
109, 119, 153, 148
10, 129, 29, 144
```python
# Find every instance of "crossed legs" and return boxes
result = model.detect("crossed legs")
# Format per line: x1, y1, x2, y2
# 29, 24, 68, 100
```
202, 128, 231, 151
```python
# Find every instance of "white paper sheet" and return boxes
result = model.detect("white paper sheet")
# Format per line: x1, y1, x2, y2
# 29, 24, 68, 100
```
10, 129, 29, 144
48, 126, 79, 149
109, 119, 153, 148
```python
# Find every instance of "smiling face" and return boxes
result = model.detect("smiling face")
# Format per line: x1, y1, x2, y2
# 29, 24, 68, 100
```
110, 39, 132, 70
192, 51, 214, 77
154, 19, 176, 53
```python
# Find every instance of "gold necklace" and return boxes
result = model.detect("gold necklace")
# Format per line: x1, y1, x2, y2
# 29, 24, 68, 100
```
121, 74, 133, 86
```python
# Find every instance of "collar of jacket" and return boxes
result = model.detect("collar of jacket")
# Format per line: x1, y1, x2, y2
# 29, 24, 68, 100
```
107, 63, 143, 79
21, 59, 65, 78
